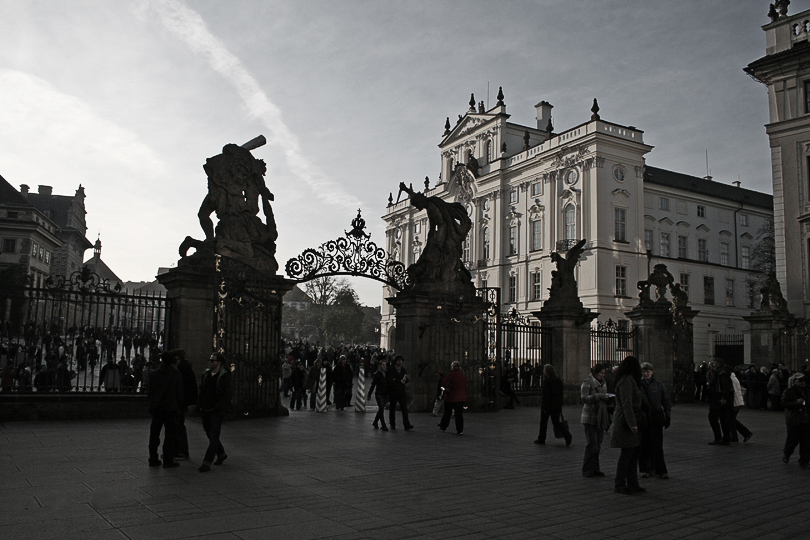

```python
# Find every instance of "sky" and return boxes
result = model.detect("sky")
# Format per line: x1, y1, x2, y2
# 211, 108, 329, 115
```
0, 0, 793, 307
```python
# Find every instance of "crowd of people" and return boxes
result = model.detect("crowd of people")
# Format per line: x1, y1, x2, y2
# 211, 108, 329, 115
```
0, 324, 163, 393
532, 355, 810, 496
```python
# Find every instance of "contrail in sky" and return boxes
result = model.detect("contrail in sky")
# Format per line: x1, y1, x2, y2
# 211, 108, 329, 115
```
145, 0, 360, 207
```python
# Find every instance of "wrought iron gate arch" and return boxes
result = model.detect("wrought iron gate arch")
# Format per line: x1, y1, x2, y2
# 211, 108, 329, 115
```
284, 209, 412, 291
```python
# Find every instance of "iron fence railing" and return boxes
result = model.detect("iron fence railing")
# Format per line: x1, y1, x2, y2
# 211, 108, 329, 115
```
0, 268, 169, 394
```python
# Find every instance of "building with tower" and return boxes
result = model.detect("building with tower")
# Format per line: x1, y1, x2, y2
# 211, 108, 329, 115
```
380, 90, 774, 365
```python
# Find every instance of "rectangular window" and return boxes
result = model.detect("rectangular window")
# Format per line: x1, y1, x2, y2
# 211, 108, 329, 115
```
531, 220, 542, 251
44, 251, 50, 264
748, 281, 756, 309
39, 247, 44, 261
481, 279, 487, 290
509, 275, 517, 303
741, 246, 750, 269
698, 239, 708, 262
509, 226, 518, 255
618, 319, 630, 349
32, 242, 38, 256
659, 197, 670, 211
740, 214, 748, 227
532, 272, 542, 300
644, 229, 653, 252
805, 80, 810, 113
510, 190, 518, 204
531, 182, 542, 196
614, 208, 627, 242
2, 239, 16, 253
660, 233, 670, 258
697, 205, 706, 218
463, 237, 470, 263
720, 242, 729, 266
678, 235, 688, 258
704, 276, 715, 305
680, 273, 690, 298
726, 279, 735, 306
616, 266, 627, 297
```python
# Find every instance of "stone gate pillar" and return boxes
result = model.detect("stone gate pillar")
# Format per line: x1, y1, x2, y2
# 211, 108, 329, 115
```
626, 265, 699, 402
157, 259, 218, 377
743, 311, 793, 367
531, 307, 597, 404
743, 274, 795, 367
387, 286, 487, 412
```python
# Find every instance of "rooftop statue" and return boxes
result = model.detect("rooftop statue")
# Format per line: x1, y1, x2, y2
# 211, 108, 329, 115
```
398, 182, 472, 287
179, 136, 278, 272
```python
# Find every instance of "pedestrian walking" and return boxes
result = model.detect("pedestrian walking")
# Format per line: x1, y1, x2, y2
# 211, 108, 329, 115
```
580, 363, 609, 477
639, 363, 672, 479
148, 351, 184, 468
198, 352, 232, 473
535, 364, 571, 446
438, 361, 467, 435
173, 349, 198, 460
386, 355, 414, 430
367, 359, 389, 431
729, 370, 753, 443
781, 373, 810, 469
708, 358, 733, 445
611, 355, 645, 495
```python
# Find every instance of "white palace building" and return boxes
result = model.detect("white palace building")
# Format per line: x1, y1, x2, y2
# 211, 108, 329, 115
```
380, 92, 774, 366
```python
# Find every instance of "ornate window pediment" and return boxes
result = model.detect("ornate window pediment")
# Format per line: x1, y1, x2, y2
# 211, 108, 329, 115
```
658, 217, 673, 225
697, 224, 710, 232
740, 232, 753, 240
676, 221, 690, 228
612, 188, 630, 198
719, 230, 733, 237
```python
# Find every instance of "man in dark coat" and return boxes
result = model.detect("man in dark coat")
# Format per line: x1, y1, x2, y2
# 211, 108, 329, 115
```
535, 364, 571, 446
198, 352, 232, 472
781, 373, 810, 468
148, 351, 184, 468
708, 359, 734, 445
387, 355, 414, 430
172, 349, 198, 460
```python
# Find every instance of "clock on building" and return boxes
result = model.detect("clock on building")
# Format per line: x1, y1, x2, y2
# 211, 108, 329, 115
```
565, 169, 578, 185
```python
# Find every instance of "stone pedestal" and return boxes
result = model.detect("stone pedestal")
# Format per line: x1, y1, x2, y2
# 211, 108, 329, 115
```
387, 285, 486, 412
627, 305, 699, 402
157, 258, 218, 377
743, 310, 794, 367
532, 307, 597, 405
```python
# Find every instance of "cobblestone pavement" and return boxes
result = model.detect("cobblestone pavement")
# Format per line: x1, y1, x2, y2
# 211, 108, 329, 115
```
1, 403, 807, 540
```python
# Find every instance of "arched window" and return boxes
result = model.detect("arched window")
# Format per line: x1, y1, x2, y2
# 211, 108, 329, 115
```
487, 141, 493, 162
482, 227, 490, 260
564, 204, 576, 241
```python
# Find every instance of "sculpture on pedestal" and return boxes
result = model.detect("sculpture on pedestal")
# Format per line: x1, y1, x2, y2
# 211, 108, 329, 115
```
543, 239, 586, 310
179, 136, 278, 273
398, 182, 472, 287
759, 273, 790, 313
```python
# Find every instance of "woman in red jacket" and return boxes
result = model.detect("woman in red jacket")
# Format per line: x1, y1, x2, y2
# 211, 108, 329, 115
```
438, 361, 467, 435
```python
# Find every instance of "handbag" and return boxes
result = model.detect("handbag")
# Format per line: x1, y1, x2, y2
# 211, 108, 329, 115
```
553, 411, 569, 438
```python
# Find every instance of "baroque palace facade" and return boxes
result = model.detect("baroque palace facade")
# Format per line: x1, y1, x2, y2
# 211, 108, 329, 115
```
380, 93, 773, 366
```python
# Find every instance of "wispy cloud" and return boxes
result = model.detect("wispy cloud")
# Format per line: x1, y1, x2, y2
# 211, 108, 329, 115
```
144, 0, 360, 208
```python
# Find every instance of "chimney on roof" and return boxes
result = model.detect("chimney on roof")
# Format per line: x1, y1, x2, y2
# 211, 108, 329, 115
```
38, 185, 53, 196
535, 101, 554, 131
732, 180, 741, 188
20, 184, 29, 197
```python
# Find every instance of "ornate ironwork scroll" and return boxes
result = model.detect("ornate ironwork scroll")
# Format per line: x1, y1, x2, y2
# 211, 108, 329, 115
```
285, 209, 412, 290
44, 266, 122, 293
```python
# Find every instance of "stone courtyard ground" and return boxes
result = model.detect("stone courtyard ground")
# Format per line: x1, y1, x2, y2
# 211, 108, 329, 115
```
1, 402, 808, 540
